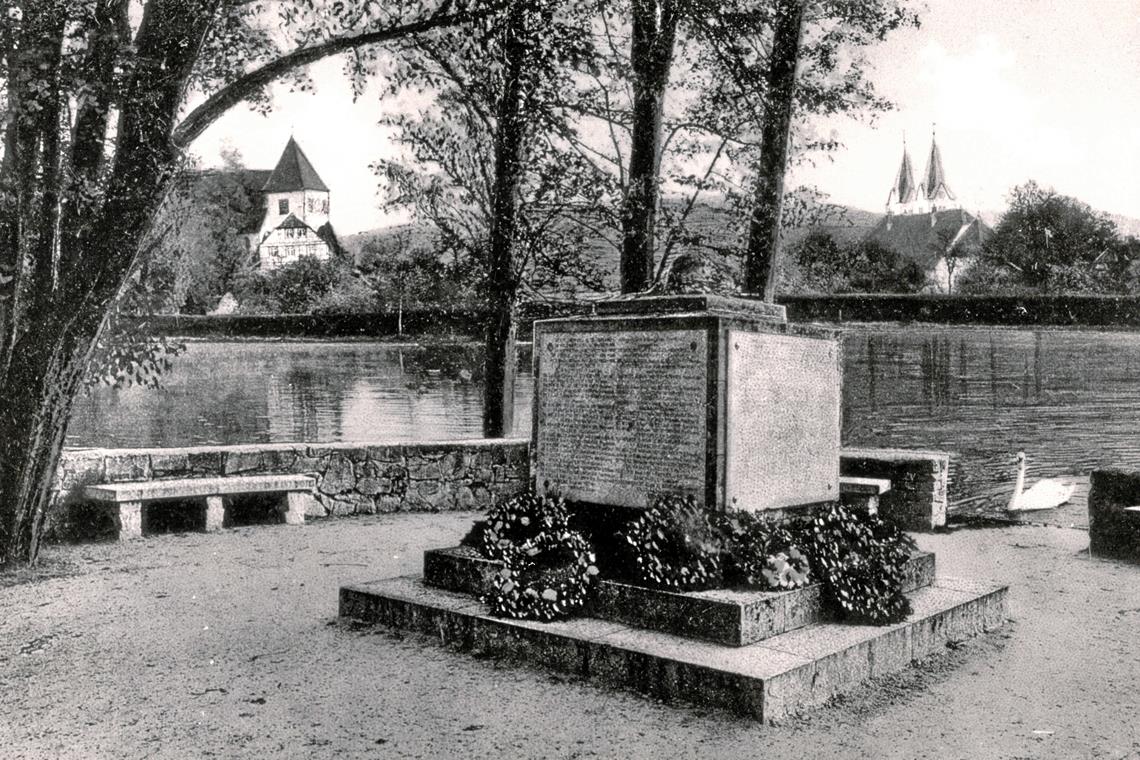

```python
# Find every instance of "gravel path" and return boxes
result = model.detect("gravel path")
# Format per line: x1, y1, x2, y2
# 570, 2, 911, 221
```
2, 512, 1139, 759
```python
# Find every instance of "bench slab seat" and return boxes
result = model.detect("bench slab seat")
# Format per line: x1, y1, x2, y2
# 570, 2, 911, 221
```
84, 475, 316, 540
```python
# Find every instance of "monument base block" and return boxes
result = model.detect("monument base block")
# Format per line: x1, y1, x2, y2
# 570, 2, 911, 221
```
423, 546, 937, 646
340, 574, 1007, 723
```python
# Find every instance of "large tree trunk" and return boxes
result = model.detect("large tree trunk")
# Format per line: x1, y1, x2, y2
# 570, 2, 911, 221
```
743, 0, 805, 301
619, 0, 677, 294
481, 2, 531, 438
0, 0, 220, 566
0, 306, 103, 563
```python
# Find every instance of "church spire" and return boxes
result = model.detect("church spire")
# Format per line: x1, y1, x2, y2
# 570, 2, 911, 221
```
922, 126, 955, 203
887, 138, 918, 210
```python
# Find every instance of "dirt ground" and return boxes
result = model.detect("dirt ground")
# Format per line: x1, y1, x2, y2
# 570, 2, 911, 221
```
2, 511, 1139, 760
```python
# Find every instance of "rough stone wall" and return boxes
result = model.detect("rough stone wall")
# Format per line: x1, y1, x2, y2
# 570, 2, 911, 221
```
840, 447, 949, 531
53, 440, 949, 538
1087, 469, 1140, 561
53, 439, 531, 538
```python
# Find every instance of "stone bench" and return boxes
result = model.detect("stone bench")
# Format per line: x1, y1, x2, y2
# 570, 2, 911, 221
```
1088, 469, 1140, 561
841, 448, 949, 531
84, 475, 315, 540
839, 475, 891, 515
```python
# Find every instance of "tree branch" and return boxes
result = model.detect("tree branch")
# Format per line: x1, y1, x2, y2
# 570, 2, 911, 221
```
171, 5, 500, 149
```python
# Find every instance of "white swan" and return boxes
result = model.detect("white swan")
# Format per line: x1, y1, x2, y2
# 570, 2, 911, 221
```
1007, 452, 1075, 511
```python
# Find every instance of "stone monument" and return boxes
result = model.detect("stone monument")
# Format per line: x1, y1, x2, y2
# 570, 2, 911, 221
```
340, 293, 1008, 723
532, 293, 840, 513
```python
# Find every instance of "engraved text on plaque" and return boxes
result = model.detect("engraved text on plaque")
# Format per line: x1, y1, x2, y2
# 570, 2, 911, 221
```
535, 329, 708, 507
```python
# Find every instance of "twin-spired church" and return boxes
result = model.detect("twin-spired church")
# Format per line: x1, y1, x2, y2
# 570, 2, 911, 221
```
865, 133, 992, 290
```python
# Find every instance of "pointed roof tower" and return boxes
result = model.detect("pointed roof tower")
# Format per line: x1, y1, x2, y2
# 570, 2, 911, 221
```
922, 128, 954, 203
887, 140, 918, 208
261, 137, 330, 193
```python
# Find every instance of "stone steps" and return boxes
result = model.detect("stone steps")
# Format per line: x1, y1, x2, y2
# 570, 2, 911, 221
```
423, 546, 937, 646
339, 574, 1007, 723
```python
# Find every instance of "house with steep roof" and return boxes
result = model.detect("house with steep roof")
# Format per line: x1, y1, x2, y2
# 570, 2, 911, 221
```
244, 137, 342, 271
867, 132, 992, 291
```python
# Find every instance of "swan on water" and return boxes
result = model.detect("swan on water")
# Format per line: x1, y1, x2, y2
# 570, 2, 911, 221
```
1007, 451, 1075, 511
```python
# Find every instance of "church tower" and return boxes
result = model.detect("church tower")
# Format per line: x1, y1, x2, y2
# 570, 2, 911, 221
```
867, 128, 993, 292
258, 137, 331, 239
921, 132, 955, 210
885, 128, 957, 215
249, 137, 340, 271
886, 139, 920, 214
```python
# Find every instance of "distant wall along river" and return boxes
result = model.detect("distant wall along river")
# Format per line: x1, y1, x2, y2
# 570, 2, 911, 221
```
67, 327, 1140, 510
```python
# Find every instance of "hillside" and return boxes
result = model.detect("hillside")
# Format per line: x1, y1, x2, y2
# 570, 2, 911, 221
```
342, 201, 884, 277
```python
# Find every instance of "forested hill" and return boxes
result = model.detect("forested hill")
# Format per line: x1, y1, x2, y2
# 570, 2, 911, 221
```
341, 202, 885, 269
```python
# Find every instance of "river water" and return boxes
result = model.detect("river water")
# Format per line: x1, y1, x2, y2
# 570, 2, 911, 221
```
67, 326, 1140, 511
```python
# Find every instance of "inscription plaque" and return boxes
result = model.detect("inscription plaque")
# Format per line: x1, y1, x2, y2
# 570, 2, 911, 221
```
724, 330, 840, 510
535, 329, 708, 507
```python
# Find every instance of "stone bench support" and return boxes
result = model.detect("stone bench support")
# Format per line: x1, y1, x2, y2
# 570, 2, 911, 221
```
84, 475, 315, 540
839, 475, 891, 515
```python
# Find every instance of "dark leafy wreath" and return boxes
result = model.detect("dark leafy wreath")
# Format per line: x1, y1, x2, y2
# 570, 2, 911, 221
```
794, 503, 916, 625
479, 491, 572, 564
620, 494, 724, 591
720, 513, 811, 590
477, 492, 598, 621
485, 529, 599, 622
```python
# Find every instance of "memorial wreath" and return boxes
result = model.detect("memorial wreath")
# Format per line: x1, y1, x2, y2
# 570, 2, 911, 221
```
478, 492, 600, 622
621, 494, 725, 591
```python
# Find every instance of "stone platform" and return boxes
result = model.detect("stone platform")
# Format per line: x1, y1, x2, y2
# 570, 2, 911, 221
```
424, 546, 936, 646
340, 555, 1006, 722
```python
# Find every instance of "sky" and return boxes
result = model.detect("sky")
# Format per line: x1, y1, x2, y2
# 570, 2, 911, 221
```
187, 0, 1140, 235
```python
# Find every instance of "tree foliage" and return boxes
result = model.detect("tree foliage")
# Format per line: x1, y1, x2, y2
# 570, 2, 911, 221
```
374, 0, 608, 300
356, 230, 475, 330
143, 152, 261, 314
789, 230, 927, 293
572, 0, 920, 292
975, 180, 1134, 293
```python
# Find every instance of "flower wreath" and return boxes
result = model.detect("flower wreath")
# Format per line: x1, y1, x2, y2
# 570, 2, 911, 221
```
485, 529, 599, 622
478, 492, 599, 621
480, 492, 572, 564
620, 494, 724, 591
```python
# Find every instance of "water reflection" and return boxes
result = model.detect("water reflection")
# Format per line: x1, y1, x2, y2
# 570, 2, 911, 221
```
841, 327, 1140, 511
68, 328, 1140, 509
70, 342, 534, 446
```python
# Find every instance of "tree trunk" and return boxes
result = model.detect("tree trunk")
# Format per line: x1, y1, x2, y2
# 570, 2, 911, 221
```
743, 0, 805, 301
620, 0, 677, 294
0, 0, 221, 566
0, 305, 99, 564
481, 2, 531, 438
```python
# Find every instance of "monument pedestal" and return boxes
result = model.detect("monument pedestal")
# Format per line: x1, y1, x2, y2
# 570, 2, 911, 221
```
341, 553, 1007, 723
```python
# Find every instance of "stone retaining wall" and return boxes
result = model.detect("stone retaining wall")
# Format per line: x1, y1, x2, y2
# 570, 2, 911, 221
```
52, 439, 531, 538
1087, 469, 1140, 561
54, 440, 949, 538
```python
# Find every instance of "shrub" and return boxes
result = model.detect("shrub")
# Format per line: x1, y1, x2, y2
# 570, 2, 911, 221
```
620, 495, 724, 591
